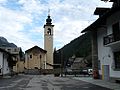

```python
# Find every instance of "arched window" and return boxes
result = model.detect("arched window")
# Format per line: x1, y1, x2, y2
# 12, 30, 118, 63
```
47, 28, 51, 35
40, 55, 42, 59
30, 55, 32, 59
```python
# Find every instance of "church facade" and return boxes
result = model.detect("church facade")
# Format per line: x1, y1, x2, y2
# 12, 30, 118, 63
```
25, 14, 54, 70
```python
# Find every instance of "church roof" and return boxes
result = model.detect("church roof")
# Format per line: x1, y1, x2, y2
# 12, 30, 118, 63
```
25, 46, 47, 53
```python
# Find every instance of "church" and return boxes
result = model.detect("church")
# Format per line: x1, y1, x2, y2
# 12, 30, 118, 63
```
24, 14, 54, 71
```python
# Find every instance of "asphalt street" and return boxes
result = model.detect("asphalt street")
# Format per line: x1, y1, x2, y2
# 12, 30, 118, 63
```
0, 74, 112, 90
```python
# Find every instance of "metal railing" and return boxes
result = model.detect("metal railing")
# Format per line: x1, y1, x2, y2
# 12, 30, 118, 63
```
103, 34, 120, 45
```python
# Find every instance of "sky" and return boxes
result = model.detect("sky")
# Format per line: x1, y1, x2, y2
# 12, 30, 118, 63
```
0, 0, 112, 51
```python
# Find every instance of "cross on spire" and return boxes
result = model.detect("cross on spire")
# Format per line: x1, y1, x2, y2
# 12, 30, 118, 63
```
48, 9, 50, 16
46, 9, 52, 25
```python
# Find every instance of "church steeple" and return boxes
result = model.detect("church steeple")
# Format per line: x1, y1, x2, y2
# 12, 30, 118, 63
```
44, 11, 54, 69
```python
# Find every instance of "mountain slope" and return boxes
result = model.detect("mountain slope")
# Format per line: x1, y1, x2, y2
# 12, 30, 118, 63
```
0, 37, 17, 47
55, 33, 92, 67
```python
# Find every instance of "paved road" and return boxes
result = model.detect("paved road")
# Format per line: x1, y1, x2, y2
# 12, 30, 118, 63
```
0, 74, 32, 90
0, 74, 112, 90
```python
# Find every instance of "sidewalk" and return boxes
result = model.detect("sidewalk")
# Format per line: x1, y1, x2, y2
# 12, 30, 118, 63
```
73, 76, 120, 90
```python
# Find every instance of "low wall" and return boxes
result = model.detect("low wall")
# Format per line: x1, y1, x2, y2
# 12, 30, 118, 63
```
24, 68, 61, 75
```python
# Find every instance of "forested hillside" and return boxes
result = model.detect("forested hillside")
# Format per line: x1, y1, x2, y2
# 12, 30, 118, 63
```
54, 33, 92, 67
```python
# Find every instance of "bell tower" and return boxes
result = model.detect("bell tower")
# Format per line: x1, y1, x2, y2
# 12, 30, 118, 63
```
44, 14, 54, 69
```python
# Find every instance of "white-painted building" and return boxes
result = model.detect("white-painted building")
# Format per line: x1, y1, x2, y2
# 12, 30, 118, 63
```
0, 47, 24, 73
98, 9, 120, 79
0, 48, 12, 76
82, 0, 120, 80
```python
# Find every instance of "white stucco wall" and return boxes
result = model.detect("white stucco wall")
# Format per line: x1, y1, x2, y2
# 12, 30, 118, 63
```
0, 52, 10, 75
97, 10, 120, 78
107, 11, 120, 35
0, 52, 3, 75
97, 28, 113, 75
3, 54, 10, 75
106, 11, 120, 78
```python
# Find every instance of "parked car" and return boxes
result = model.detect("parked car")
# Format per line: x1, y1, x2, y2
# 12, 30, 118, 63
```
88, 69, 93, 75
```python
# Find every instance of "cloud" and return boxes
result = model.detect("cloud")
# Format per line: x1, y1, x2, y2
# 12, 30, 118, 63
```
0, 3, 33, 50
50, 0, 112, 49
0, 0, 7, 3
0, 0, 112, 51
54, 18, 93, 49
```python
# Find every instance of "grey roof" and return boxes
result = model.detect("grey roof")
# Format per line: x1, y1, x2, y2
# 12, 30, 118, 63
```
73, 58, 83, 63
0, 48, 11, 55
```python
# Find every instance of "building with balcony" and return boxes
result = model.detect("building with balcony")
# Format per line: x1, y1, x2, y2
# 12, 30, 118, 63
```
0, 48, 15, 76
82, 0, 120, 80
0, 47, 24, 74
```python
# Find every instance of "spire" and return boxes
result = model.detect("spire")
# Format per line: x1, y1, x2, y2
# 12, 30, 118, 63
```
46, 9, 52, 25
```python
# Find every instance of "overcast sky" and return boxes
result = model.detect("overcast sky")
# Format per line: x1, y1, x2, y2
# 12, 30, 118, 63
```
0, 0, 112, 51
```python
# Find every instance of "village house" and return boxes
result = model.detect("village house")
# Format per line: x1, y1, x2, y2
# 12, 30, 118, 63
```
65, 55, 90, 76
82, 0, 120, 81
71, 58, 87, 70
0, 48, 15, 76
0, 47, 24, 74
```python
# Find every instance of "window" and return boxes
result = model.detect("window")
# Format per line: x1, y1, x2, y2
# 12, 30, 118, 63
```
40, 55, 42, 58
114, 51, 120, 69
112, 22, 120, 41
47, 28, 51, 35
7, 49, 11, 52
14, 48, 17, 52
30, 55, 32, 59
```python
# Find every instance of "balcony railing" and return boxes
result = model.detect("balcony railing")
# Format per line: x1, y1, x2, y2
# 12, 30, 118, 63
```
103, 34, 120, 45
